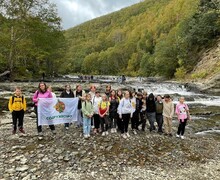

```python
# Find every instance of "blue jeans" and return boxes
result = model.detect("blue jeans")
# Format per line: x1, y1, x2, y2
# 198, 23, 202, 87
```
77, 109, 83, 126
83, 117, 91, 135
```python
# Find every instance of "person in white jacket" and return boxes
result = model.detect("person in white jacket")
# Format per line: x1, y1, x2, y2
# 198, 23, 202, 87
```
117, 91, 133, 139
92, 91, 102, 134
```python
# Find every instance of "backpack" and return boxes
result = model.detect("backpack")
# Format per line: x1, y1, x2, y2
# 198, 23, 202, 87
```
12, 95, 24, 104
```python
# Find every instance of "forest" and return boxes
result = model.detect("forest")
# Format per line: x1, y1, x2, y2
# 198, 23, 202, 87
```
64, 0, 220, 78
0, 0, 219, 80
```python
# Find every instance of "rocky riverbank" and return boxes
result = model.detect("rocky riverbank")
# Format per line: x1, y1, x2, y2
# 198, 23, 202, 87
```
0, 81, 219, 179
0, 111, 220, 180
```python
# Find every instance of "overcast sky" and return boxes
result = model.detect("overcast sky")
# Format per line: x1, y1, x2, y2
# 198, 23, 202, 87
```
50, 0, 141, 29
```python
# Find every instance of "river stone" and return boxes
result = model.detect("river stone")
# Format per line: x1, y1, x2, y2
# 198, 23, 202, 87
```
6, 168, 16, 174
16, 165, 29, 172
30, 112, 36, 118
58, 155, 64, 160
63, 156, 71, 162
55, 149, 63, 154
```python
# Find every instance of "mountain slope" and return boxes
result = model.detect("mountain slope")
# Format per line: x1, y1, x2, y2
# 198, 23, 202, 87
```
63, 0, 220, 78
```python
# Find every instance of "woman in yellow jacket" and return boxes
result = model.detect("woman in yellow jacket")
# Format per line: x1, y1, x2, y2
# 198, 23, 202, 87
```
8, 87, 26, 134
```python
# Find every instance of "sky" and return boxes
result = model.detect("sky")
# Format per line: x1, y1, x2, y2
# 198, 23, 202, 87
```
50, 0, 141, 29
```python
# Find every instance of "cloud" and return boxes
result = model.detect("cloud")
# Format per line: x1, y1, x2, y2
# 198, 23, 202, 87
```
50, 0, 140, 29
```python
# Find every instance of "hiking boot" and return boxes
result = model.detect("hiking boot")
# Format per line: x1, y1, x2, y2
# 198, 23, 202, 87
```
19, 128, 25, 134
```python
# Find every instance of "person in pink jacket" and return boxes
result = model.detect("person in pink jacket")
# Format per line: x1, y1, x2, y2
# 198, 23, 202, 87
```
33, 82, 56, 138
175, 97, 191, 139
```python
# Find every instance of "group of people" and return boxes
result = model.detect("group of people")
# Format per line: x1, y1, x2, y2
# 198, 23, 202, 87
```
8, 82, 191, 140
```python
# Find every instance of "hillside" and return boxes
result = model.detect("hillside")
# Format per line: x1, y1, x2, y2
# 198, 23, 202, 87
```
63, 0, 220, 78
188, 38, 220, 95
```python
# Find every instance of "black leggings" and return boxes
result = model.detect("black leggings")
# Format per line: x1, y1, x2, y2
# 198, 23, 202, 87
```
177, 119, 187, 136
119, 113, 130, 134
131, 111, 139, 130
93, 114, 100, 129
12, 110, 24, 130
100, 115, 110, 132
34, 106, 55, 133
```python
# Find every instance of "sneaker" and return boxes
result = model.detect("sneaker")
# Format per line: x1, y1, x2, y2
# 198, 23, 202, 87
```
114, 128, 117, 133
126, 132, 130, 138
122, 133, 127, 139
181, 136, 185, 139
19, 128, 25, 134
87, 134, 91, 137
84, 135, 88, 138
102, 132, 105, 136
176, 134, 180, 138
133, 130, 137, 135
65, 127, 69, 130
105, 131, 109, 136
111, 129, 114, 133
12, 130, 16, 134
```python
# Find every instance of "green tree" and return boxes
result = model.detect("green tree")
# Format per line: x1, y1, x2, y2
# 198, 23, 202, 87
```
0, 0, 65, 79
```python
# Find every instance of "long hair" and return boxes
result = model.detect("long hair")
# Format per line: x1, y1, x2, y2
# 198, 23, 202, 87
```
38, 82, 47, 93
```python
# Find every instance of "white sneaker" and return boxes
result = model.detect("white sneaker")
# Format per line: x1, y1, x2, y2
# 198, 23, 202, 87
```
111, 129, 114, 133
84, 135, 88, 138
122, 133, 127, 139
65, 127, 69, 130
87, 134, 91, 137
126, 132, 130, 138
102, 132, 105, 136
181, 136, 185, 139
114, 128, 117, 133
133, 130, 137, 135
105, 131, 109, 136
176, 134, 180, 138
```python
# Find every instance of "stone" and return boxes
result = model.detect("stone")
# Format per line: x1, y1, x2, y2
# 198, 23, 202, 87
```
63, 156, 71, 162
30, 112, 36, 118
16, 165, 29, 172
6, 168, 16, 174
55, 149, 63, 154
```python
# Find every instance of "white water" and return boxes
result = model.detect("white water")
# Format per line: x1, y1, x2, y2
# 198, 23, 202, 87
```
131, 82, 220, 107
195, 129, 220, 135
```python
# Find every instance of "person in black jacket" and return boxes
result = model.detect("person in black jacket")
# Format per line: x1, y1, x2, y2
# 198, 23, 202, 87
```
60, 84, 74, 130
146, 93, 156, 132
